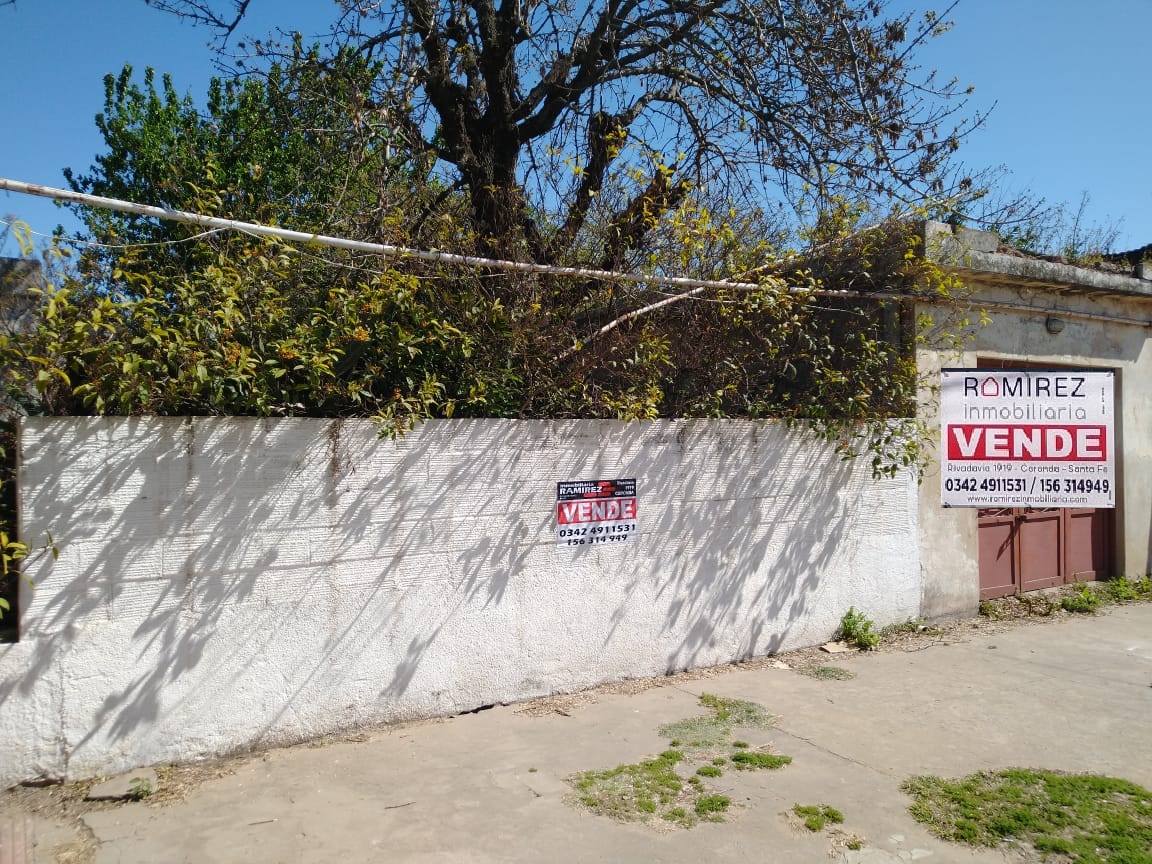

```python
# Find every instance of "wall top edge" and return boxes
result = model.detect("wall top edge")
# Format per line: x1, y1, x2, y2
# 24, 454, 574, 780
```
922, 220, 1152, 299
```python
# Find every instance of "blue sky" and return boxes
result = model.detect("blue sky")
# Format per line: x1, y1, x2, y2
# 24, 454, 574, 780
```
2, 0, 1150, 253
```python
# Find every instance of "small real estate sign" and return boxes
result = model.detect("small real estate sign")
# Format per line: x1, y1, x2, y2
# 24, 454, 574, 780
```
556, 478, 638, 546
940, 368, 1115, 508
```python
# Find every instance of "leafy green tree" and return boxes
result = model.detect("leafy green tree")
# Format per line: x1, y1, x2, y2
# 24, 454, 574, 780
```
65, 44, 450, 282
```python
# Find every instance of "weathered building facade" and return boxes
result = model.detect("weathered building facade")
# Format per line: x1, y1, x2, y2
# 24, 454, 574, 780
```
917, 222, 1152, 617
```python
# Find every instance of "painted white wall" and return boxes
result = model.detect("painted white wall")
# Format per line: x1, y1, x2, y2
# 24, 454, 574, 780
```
1, 417, 919, 786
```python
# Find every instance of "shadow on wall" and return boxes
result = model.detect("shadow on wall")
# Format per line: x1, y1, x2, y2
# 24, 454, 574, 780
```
1, 417, 917, 777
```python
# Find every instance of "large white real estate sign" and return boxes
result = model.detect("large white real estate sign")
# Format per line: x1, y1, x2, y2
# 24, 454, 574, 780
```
940, 368, 1115, 508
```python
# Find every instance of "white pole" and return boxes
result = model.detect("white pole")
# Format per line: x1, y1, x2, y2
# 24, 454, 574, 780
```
0, 177, 765, 292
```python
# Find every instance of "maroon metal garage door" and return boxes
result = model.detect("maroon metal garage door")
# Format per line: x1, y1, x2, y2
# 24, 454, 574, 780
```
978, 506, 1112, 600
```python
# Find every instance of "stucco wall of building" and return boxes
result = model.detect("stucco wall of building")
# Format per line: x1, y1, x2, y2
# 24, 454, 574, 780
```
0, 417, 919, 786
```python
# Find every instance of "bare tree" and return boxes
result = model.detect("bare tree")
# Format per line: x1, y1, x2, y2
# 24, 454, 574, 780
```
145, 0, 979, 265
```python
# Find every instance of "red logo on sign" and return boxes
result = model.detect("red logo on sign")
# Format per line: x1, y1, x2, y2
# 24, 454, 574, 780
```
947, 425, 1106, 461
557, 498, 637, 525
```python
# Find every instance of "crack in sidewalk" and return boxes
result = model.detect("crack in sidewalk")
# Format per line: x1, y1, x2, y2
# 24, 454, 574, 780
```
772, 724, 896, 779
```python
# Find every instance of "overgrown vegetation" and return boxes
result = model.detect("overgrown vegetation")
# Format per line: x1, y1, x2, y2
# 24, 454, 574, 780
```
147, 0, 996, 259
0, 422, 22, 629
0, 223, 31, 627
0, 0, 1015, 480
993, 192, 1124, 264
1103, 576, 1152, 603
2, 203, 962, 475
903, 769, 1152, 863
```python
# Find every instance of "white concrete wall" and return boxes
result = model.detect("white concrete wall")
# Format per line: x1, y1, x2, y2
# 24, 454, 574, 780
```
0, 417, 920, 786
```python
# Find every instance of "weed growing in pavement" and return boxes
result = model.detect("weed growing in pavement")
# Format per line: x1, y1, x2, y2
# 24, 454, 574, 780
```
572, 751, 686, 822
127, 777, 153, 801
838, 607, 880, 650
657, 693, 777, 749
980, 578, 1152, 621
1061, 583, 1101, 614
731, 752, 791, 770
694, 794, 731, 820
1107, 577, 1139, 602
1102, 576, 1152, 604
570, 693, 790, 828
793, 804, 845, 832
878, 618, 927, 638
902, 769, 1152, 863
978, 599, 1002, 620
799, 665, 855, 681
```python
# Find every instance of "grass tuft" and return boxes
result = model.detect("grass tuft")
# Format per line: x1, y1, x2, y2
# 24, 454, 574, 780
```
658, 694, 777, 749
731, 751, 792, 770
571, 692, 790, 829
1061, 583, 1101, 614
794, 803, 845, 832
902, 769, 1152, 863
799, 665, 855, 681
695, 794, 731, 820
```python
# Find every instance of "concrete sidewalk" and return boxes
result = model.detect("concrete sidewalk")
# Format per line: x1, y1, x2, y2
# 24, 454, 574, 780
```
4, 605, 1152, 863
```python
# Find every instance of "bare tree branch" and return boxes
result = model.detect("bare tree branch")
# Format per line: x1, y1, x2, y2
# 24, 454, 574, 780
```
146, 0, 990, 262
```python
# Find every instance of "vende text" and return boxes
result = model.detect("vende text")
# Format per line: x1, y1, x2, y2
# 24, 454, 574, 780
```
557, 498, 638, 525
946, 425, 1106, 461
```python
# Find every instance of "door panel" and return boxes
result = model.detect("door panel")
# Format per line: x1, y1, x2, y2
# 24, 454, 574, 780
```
978, 509, 1017, 600
1017, 509, 1063, 593
1066, 508, 1111, 581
